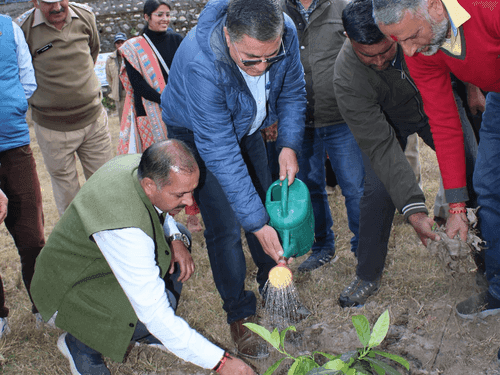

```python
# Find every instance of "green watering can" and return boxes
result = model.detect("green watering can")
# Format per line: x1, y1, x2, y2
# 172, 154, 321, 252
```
265, 177, 315, 259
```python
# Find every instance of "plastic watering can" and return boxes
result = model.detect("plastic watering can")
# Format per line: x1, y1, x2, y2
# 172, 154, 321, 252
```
265, 177, 315, 259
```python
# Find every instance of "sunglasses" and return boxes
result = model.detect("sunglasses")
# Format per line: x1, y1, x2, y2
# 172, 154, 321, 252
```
233, 39, 286, 67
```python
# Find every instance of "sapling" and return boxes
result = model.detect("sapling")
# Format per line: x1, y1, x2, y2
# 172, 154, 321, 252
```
244, 309, 410, 375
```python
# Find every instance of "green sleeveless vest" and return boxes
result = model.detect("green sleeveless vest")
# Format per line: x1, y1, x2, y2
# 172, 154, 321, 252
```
31, 154, 171, 362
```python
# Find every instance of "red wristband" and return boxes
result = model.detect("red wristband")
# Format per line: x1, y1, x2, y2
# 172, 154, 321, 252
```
449, 202, 466, 209
213, 351, 230, 373
449, 208, 467, 214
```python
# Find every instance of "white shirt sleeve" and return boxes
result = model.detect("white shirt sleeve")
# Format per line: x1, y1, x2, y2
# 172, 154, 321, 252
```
93, 228, 223, 369
12, 21, 37, 100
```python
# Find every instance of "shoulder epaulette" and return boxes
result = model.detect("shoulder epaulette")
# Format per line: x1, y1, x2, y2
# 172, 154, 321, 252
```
70, 2, 94, 14
14, 8, 35, 27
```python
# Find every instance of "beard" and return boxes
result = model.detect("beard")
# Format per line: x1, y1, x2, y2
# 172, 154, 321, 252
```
418, 16, 450, 56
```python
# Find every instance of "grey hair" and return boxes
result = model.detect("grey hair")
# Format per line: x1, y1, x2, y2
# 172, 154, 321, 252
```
226, 0, 284, 43
138, 140, 198, 189
372, 0, 427, 25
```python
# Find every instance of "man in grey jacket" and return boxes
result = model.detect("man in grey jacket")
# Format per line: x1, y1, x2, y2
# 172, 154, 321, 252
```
333, 0, 477, 307
283, 0, 364, 272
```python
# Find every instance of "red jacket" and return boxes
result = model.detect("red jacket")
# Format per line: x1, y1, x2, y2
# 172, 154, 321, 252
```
405, 0, 500, 198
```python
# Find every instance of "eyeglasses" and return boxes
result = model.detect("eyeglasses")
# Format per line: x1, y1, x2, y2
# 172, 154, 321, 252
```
152, 12, 170, 18
232, 39, 286, 67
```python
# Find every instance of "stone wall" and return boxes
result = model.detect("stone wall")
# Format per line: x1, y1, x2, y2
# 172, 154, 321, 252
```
0, 0, 209, 52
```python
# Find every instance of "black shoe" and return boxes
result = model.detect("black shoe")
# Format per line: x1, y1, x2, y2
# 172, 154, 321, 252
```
456, 291, 500, 319
57, 332, 110, 375
297, 250, 337, 273
339, 276, 381, 308
497, 347, 500, 366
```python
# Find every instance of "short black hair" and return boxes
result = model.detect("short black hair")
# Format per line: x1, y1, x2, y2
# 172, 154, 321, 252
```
226, 0, 284, 42
342, 0, 386, 45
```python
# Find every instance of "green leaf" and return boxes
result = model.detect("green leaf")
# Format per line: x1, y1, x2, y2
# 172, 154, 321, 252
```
323, 359, 346, 371
280, 325, 297, 348
363, 357, 404, 375
243, 323, 273, 344
295, 358, 320, 373
264, 358, 286, 375
368, 310, 390, 348
369, 361, 386, 375
313, 352, 341, 361
371, 351, 410, 370
346, 369, 357, 375
270, 328, 281, 350
288, 359, 300, 375
352, 315, 371, 348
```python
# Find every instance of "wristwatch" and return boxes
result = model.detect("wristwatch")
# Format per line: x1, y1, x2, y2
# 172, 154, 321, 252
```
167, 233, 190, 248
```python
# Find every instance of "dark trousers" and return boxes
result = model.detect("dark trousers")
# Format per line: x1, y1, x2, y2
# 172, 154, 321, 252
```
166, 124, 276, 324
0, 145, 45, 316
356, 92, 478, 282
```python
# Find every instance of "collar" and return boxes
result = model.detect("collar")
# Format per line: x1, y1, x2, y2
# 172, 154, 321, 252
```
441, 0, 470, 37
32, 6, 78, 28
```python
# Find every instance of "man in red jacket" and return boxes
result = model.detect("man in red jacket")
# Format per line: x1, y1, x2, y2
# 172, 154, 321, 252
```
372, 0, 500, 353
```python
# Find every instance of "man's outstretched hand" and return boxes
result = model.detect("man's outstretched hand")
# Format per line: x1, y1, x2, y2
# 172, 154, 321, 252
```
408, 212, 440, 246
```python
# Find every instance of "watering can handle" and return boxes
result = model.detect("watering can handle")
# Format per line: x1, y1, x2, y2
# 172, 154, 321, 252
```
281, 176, 289, 217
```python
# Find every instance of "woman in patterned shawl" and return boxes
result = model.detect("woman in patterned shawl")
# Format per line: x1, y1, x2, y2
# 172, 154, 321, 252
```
119, 0, 202, 231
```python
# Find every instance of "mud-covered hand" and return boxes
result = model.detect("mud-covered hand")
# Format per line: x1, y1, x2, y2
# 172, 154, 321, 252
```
218, 355, 257, 375
253, 224, 291, 265
408, 212, 440, 246
278, 147, 299, 185
0, 189, 7, 225
169, 241, 195, 282
446, 212, 468, 242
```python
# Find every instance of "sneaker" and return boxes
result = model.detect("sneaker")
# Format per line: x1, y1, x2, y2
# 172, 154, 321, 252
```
338, 276, 381, 308
0, 317, 10, 339
297, 250, 338, 272
57, 332, 110, 375
456, 291, 500, 320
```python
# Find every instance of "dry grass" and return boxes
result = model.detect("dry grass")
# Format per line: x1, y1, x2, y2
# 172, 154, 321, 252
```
0, 111, 499, 374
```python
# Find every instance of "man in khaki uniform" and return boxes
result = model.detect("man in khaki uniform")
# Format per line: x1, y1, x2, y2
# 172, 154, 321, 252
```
105, 32, 127, 124
16, 0, 113, 216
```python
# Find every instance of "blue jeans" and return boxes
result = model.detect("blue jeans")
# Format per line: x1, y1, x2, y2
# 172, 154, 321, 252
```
474, 91, 500, 301
166, 125, 276, 324
297, 124, 364, 253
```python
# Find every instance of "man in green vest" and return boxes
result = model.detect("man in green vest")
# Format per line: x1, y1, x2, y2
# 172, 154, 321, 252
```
32, 140, 256, 375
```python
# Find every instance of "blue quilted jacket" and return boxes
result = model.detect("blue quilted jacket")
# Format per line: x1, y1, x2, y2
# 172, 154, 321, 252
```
161, 0, 306, 232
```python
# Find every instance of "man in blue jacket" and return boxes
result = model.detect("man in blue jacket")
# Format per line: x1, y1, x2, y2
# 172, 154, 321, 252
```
0, 14, 45, 334
161, 0, 306, 359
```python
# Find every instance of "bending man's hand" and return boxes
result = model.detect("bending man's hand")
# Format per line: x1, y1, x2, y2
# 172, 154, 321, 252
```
446, 212, 468, 242
219, 356, 257, 375
169, 241, 195, 283
278, 147, 299, 185
408, 212, 440, 246
466, 83, 486, 115
0, 189, 7, 224
253, 224, 289, 265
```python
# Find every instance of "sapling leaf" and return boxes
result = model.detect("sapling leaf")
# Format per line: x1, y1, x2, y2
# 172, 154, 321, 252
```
296, 357, 320, 373
323, 359, 346, 370
288, 359, 299, 375
368, 310, 390, 348
363, 357, 405, 375
312, 352, 341, 361
270, 327, 281, 350
264, 357, 286, 375
280, 325, 297, 348
371, 350, 410, 370
370, 361, 386, 375
352, 314, 371, 348
244, 323, 273, 345
346, 368, 356, 375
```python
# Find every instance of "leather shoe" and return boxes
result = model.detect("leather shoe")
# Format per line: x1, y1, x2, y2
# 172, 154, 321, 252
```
230, 315, 269, 359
